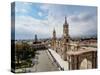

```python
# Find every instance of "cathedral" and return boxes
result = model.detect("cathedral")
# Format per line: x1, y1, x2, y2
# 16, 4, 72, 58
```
51, 17, 70, 61
51, 17, 97, 69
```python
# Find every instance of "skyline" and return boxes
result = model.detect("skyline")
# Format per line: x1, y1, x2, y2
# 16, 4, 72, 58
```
11, 2, 97, 40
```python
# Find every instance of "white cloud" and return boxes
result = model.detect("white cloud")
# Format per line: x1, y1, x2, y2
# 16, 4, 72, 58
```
40, 4, 50, 11
38, 12, 43, 17
15, 15, 52, 39
15, 6, 28, 14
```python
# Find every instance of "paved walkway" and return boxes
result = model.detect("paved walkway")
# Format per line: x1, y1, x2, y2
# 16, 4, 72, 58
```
15, 49, 59, 73
34, 50, 59, 72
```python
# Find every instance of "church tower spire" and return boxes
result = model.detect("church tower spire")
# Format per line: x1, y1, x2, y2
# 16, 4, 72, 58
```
35, 34, 38, 43
52, 28, 56, 50
53, 28, 56, 39
62, 16, 70, 61
63, 16, 69, 37
65, 16, 67, 24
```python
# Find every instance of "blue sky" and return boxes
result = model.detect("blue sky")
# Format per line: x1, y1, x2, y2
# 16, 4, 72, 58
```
12, 2, 97, 40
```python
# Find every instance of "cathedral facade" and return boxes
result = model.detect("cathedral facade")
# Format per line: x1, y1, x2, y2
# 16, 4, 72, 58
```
51, 17, 70, 61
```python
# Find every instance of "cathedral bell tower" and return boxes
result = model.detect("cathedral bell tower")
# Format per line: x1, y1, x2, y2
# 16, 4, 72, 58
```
62, 17, 70, 61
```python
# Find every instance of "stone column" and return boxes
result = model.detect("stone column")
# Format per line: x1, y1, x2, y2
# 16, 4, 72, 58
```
69, 55, 79, 70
